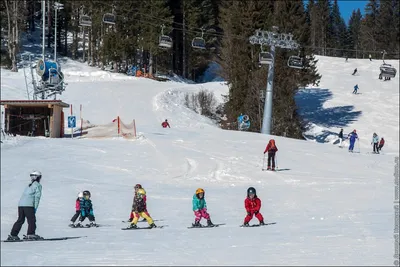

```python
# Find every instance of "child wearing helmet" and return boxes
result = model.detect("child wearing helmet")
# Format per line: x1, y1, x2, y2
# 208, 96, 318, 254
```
75, 190, 96, 227
192, 188, 214, 227
243, 187, 265, 226
128, 188, 157, 228
8, 171, 43, 241
263, 139, 278, 171
69, 192, 84, 227
161, 119, 170, 128
378, 137, 385, 151
128, 184, 145, 222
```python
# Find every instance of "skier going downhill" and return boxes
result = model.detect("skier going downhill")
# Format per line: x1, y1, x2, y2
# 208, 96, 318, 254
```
8, 171, 43, 241
263, 139, 278, 171
353, 84, 359, 94
338, 128, 344, 147
348, 130, 358, 152
243, 187, 265, 227
192, 188, 214, 227
161, 119, 170, 128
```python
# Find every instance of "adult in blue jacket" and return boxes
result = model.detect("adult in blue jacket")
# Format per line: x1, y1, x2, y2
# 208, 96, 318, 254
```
348, 130, 359, 152
8, 171, 43, 241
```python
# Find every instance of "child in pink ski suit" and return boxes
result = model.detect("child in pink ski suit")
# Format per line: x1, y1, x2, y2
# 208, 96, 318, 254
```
192, 188, 214, 227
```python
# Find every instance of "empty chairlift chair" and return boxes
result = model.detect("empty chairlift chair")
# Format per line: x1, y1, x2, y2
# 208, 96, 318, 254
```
259, 52, 273, 65
79, 15, 92, 27
159, 35, 173, 49
379, 63, 397, 78
287, 55, 304, 69
102, 13, 116, 25
192, 37, 206, 49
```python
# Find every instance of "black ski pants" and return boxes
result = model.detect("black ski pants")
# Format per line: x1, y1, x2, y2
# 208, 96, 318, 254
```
373, 142, 379, 153
10, 207, 36, 236
267, 152, 276, 168
71, 211, 80, 223
79, 214, 95, 222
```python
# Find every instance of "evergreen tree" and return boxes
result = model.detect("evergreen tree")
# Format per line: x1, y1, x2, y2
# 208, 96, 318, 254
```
347, 9, 363, 58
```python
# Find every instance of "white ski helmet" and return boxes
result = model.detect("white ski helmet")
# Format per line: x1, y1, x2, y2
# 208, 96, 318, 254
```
30, 170, 42, 181
78, 192, 83, 198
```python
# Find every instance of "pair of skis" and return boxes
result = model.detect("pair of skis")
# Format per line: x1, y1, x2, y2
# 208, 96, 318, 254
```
3, 235, 84, 243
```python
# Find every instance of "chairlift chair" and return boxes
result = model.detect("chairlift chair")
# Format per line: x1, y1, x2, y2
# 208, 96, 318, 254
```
158, 24, 172, 49
379, 63, 397, 78
102, 13, 116, 25
192, 37, 206, 49
287, 55, 304, 69
159, 35, 173, 49
79, 15, 92, 27
192, 28, 206, 49
259, 52, 273, 65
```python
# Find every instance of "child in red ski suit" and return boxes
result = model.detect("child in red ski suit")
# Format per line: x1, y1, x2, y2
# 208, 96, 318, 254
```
243, 187, 265, 226
162, 119, 170, 128
263, 139, 278, 170
69, 192, 83, 227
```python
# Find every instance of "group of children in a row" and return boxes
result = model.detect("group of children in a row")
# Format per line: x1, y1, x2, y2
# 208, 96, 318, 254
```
69, 184, 267, 228
338, 129, 385, 153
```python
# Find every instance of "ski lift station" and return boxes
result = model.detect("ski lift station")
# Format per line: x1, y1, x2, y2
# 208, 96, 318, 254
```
0, 100, 69, 138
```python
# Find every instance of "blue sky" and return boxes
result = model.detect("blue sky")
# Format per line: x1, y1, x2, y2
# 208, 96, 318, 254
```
303, 0, 369, 25
337, 1, 368, 24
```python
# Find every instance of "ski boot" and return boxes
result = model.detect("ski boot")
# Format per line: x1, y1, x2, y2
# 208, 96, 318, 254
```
75, 222, 84, 228
267, 166, 271, 170
68, 221, 76, 227
7, 235, 20, 241
88, 221, 97, 227
128, 224, 137, 229
23, 234, 43, 240
207, 219, 215, 227
192, 221, 202, 228
243, 222, 250, 227
149, 223, 157, 228
259, 220, 265, 226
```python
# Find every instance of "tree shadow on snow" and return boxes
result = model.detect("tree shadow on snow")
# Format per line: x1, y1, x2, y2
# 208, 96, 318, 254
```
296, 88, 362, 128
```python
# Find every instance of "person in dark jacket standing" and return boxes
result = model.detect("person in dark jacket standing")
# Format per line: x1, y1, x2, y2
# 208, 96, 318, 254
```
75, 190, 97, 227
8, 171, 43, 241
263, 139, 278, 171
338, 129, 344, 147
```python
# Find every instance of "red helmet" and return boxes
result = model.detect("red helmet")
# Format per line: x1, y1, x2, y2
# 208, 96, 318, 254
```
134, 184, 142, 190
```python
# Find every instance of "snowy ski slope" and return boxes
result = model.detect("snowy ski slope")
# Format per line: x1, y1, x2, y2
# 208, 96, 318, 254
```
1, 55, 398, 266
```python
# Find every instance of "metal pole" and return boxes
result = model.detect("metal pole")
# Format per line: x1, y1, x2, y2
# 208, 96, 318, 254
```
54, 7, 57, 61
42, 0, 45, 61
261, 44, 275, 135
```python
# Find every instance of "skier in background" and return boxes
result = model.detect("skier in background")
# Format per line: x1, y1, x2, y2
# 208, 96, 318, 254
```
352, 68, 357, 75
243, 187, 265, 227
192, 188, 214, 227
263, 139, 278, 171
378, 137, 385, 152
8, 171, 43, 241
161, 119, 170, 128
348, 130, 358, 152
69, 192, 84, 227
371, 133, 379, 154
369, 54, 372, 61
353, 84, 359, 94
338, 129, 344, 147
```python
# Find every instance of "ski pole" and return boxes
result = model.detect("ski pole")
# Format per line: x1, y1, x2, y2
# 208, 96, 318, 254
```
275, 153, 279, 170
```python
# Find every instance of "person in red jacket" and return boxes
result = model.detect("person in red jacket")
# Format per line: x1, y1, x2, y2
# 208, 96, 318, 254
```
161, 119, 170, 128
243, 187, 265, 226
263, 139, 278, 171
69, 192, 83, 227
378, 137, 385, 151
